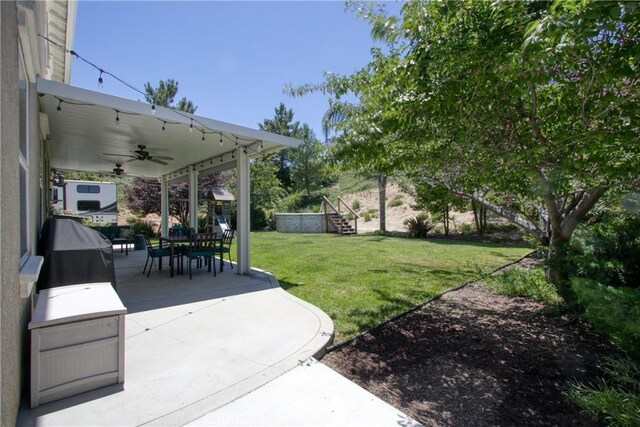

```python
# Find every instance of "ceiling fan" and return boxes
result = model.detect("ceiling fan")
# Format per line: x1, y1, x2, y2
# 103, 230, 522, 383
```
103, 144, 174, 166
99, 163, 127, 176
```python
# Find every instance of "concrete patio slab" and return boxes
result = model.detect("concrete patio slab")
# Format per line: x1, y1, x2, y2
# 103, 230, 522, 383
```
19, 246, 419, 426
18, 249, 333, 426
188, 359, 423, 427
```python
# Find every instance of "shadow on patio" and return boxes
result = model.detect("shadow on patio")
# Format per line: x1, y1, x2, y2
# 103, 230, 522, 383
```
19, 248, 334, 426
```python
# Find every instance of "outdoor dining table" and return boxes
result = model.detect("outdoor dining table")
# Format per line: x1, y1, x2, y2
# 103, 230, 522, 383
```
159, 234, 224, 278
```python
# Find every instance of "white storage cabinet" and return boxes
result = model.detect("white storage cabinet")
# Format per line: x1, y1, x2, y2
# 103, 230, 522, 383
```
29, 283, 127, 408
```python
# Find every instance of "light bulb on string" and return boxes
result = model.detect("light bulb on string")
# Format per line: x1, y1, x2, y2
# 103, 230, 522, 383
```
56, 99, 62, 113
189, 119, 193, 133
115, 110, 120, 126
220, 155, 224, 163
219, 133, 224, 147
162, 121, 166, 131
232, 150, 235, 159
151, 104, 156, 115
98, 70, 104, 88
258, 141, 263, 153
202, 131, 206, 142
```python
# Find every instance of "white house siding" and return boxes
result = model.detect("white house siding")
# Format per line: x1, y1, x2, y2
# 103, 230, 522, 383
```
1, 2, 25, 426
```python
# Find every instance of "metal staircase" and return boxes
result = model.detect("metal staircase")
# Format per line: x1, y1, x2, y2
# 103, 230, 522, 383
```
321, 196, 358, 235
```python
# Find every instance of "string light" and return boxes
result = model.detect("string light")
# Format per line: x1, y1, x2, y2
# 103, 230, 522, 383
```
258, 141, 263, 153
232, 150, 235, 159
56, 99, 62, 113
202, 131, 206, 142
220, 155, 224, 163
98, 70, 104, 88
235, 136, 238, 147
115, 110, 120, 126
189, 119, 193, 133
162, 121, 166, 131
151, 104, 156, 115
219, 133, 224, 147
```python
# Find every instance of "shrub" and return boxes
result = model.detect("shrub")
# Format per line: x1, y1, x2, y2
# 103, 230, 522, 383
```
363, 211, 372, 222
571, 278, 640, 360
458, 223, 474, 234
132, 219, 155, 237
126, 215, 138, 224
347, 212, 354, 221
351, 199, 361, 211
404, 213, 434, 238
484, 267, 562, 306
567, 355, 640, 427
389, 198, 403, 208
569, 214, 640, 288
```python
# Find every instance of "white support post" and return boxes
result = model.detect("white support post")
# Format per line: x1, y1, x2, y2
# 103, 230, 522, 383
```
236, 147, 250, 274
189, 165, 198, 232
160, 178, 169, 237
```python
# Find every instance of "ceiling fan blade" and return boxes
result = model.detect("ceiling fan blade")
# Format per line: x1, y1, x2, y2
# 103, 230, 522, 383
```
103, 153, 136, 158
148, 157, 168, 165
151, 155, 174, 161
125, 158, 141, 163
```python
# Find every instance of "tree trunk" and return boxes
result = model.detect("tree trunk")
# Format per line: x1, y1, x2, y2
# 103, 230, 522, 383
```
472, 200, 487, 236
443, 206, 450, 236
377, 174, 387, 232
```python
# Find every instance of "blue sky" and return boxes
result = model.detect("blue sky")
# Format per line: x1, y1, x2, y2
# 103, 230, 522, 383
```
71, 1, 398, 138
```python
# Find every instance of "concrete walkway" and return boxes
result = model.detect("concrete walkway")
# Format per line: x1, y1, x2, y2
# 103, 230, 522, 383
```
19, 247, 420, 426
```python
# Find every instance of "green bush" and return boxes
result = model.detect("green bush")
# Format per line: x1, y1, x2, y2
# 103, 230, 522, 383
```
132, 219, 155, 237
389, 198, 403, 208
363, 211, 372, 222
126, 215, 138, 225
567, 355, 640, 427
569, 214, 640, 288
351, 199, 361, 211
278, 192, 323, 213
404, 213, 435, 238
571, 278, 640, 360
458, 223, 474, 234
484, 267, 562, 306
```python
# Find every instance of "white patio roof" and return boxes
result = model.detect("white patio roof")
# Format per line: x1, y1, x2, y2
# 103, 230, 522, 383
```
37, 78, 302, 180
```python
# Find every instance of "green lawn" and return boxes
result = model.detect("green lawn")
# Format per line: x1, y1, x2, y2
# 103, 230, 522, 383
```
251, 232, 532, 342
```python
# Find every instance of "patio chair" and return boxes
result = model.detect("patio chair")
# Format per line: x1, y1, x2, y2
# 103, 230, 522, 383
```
213, 229, 235, 270
142, 233, 171, 277
186, 232, 217, 280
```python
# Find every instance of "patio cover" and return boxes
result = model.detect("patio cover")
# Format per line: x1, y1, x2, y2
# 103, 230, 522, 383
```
37, 78, 303, 274
36, 78, 301, 178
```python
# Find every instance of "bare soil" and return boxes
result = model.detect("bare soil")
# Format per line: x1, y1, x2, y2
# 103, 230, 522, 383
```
323, 274, 616, 426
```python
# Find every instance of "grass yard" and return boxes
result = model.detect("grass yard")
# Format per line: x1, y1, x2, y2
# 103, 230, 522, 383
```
251, 232, 532, 342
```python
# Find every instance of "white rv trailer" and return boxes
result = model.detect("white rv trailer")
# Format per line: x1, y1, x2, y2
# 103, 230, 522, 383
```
52, 180, 118, 224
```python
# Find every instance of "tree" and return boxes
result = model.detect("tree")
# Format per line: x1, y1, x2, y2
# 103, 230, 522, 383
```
249, 158, 286, 229
125, 173, 227, 226
258, 103, 300, 191
322, 100, 390, 232
144, 78, 197, 113
412, 183, 467, 236
289, 124, 334, 196
292, 1, 640, 297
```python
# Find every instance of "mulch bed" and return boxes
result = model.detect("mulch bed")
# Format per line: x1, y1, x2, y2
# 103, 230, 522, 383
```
322, 271, 617, 426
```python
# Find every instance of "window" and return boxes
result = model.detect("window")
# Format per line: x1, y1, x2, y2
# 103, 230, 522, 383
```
19, 71, 29, 260
77, 200, 101, 211
77, 185, 100, 194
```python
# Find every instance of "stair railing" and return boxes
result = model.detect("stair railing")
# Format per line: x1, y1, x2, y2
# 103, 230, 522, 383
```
337, 196, 358, 235
320, 196, 358, 235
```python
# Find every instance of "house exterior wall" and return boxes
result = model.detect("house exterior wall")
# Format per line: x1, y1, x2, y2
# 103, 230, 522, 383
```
0, 2, 24, 425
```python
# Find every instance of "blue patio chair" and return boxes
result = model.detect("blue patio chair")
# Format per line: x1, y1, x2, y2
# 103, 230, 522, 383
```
185, 233, 217, 280
213, 229, 235, 270
142, 233, 171, 277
